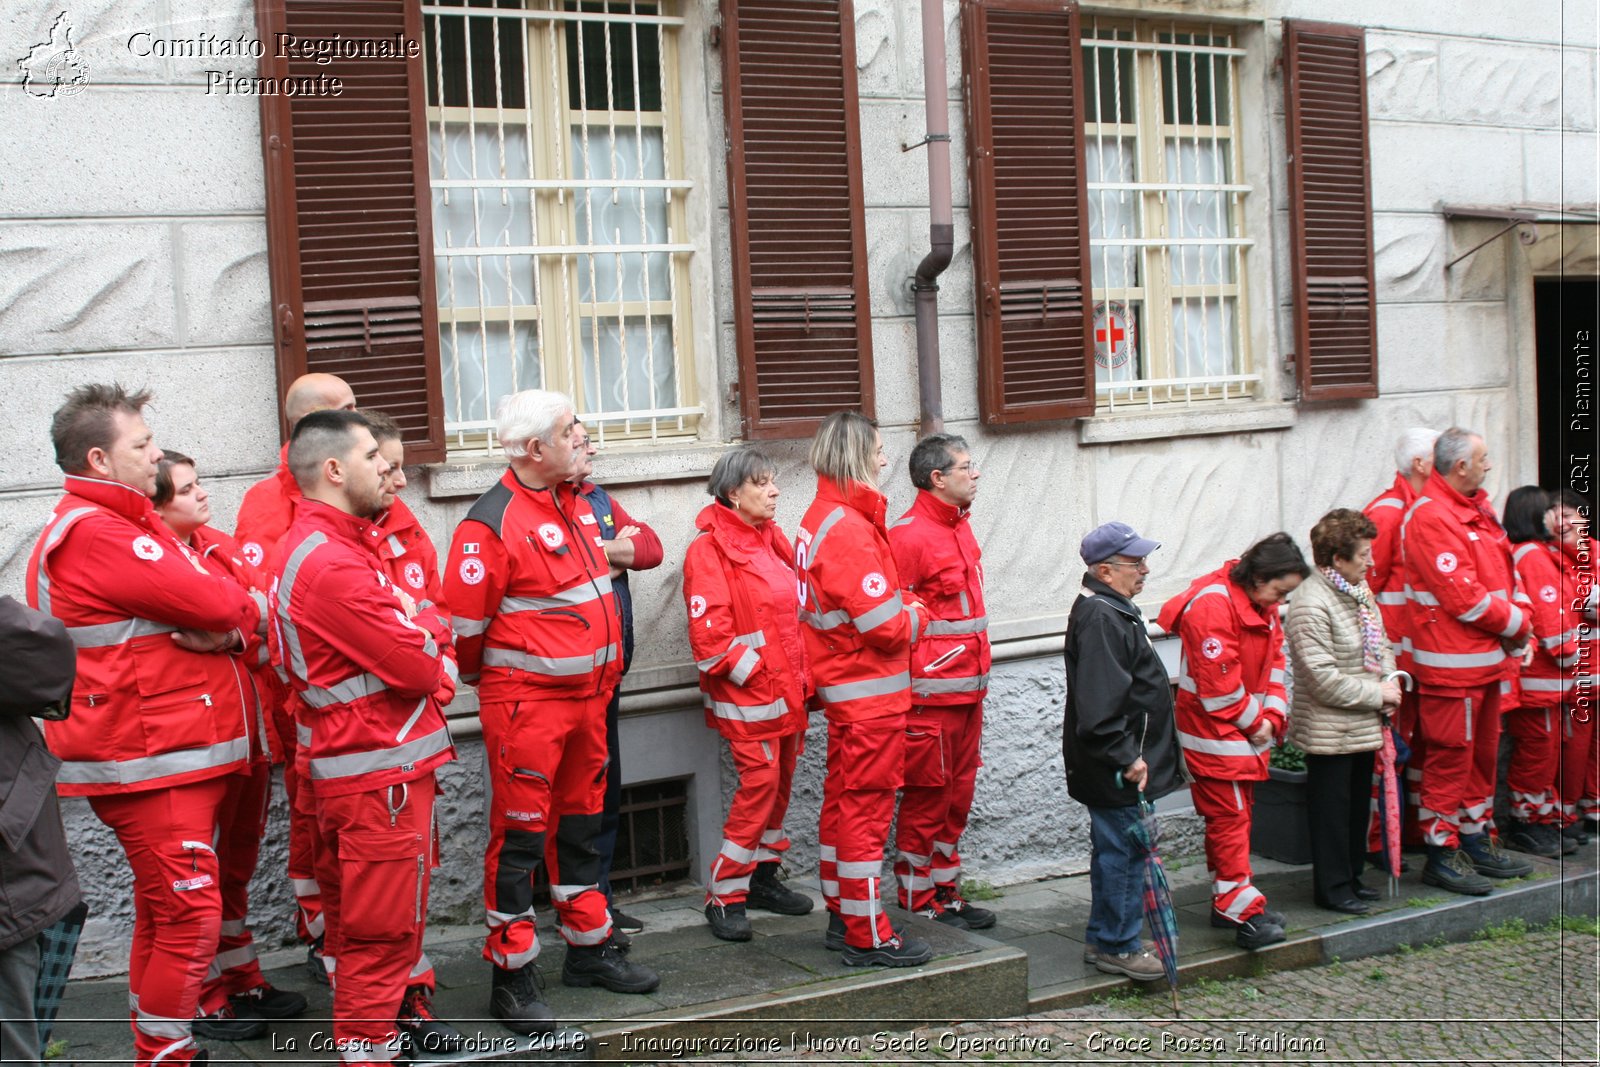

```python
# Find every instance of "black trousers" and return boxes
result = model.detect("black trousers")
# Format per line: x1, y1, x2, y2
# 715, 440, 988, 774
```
1304, 750, 1376, 905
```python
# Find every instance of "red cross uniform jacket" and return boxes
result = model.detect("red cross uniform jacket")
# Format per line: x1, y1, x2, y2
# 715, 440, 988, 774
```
375, 497, 447, 618
795, 477, 925, 725
234, 443, 298, 571
189, 523, 277, 761
1512, 539, 1584, 707
889, 490, 991, 706
271, 499, 457, 797
26, 476, 265, 796
1364, 473, 1419, 642
1157, 565, 1289, 782
682, 501, 811, 741
1398, 471, 1532, 692
443, 470, 622, 703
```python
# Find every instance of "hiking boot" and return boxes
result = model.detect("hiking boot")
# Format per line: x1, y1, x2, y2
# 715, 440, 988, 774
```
915, 904, 969, 929
841, 934, 933, 968
747, 861, 815, 915
1503, 821, 1561, 859
934, 885, 996, 930
1460, 833, 1534, 878
229, 982, 307, 1020
1083, 940, 1154, 965
562, 938, 660, 993
1210, 906, 1287, 930
1421, 846, 1493, 896
1563, 821, 1591, 847
1232, 917, 1286, 951
397, 985, 464, 1054
823, 911, 847, 951
489, 964, 556, 1036
704, 902, 753, 942
1092, 946, 1166, 982
305, 936, 330, 987
610, 907, 645, 934
192, 1002, 266, 1041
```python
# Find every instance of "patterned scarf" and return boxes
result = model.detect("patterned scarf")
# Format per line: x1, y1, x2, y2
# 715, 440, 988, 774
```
1322, 566, 1385, 674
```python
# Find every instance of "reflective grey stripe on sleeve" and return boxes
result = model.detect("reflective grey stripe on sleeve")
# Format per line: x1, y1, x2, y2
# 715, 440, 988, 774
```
926, 615, 987, 635
728, 645, 761, 686
308, 725, 452, 781
275, 532, 327, 685
805, 507, 847, 565
1200, 684, 1246, 713
1458, 594, 1493, 624
1542, 629, 1579, 651
1176, 731, 1260, 758
1406, 586, 1441, 606
816, 671, 911, 704
301, 672, 388, 709
801, 608, 850, 630
1523, 677, 1574, 693
482, 643, 618, 676
911, 673, 990, 696
57, 735, 250, 786
699, 631, 767, 673
1376, 590, 1406, 607
65, 617, 180, 649
453, 616, 489, 637
1269, 669, 1286, 686
1262, 693, 1288, 716
703, 694, 791, 723
1498, 605, 1525, 639
1397, 638, 1508, 669
500, 574, 614, 613
443, 658, 460, 684
1233, 695, 1262, 731
1369, 497, 1404, 511
297, 723, 313, 747
852, 596, 903, 635
1192, 583, 1229, 603
1511, 543, 1539, 564
33, 507, 98, 617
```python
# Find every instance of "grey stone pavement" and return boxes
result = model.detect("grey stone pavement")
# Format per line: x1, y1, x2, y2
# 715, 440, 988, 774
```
47, 838, 1600, 1065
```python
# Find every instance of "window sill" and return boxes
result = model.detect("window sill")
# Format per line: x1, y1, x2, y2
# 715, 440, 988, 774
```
425, 440, 736, 500
1076, 401, 1298, 445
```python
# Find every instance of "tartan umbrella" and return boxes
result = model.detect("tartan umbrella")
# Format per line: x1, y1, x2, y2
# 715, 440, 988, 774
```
1125, 792, 1181, 1016
34, 900, 88, 1056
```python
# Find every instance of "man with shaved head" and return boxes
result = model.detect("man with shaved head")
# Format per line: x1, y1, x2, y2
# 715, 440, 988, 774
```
233, 372, 356, 982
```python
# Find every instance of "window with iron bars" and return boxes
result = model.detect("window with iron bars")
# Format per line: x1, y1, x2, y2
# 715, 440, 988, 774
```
423, 0, 699, 453
1082, 21, 1255, 410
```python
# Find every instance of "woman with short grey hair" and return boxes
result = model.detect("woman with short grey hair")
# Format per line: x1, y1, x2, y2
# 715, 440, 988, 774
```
682, 446, 815, 943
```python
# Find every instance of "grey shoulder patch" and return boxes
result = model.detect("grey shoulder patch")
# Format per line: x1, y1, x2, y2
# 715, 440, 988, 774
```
465, 481, 515, 538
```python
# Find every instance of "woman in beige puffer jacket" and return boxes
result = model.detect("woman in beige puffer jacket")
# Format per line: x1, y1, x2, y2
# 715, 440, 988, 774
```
1285, 509, 1403, 914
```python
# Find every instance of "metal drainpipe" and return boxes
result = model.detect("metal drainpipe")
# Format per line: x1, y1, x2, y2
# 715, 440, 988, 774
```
911, 0, 952, 437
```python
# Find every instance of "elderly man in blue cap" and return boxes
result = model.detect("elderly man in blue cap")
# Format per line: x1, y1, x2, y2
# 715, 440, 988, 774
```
1062, 522, 1182, 981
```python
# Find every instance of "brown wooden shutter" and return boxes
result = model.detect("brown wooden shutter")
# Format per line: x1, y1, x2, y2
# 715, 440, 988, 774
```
257, 0, 446, 462
1284, 20, 1378, 401
722, 0, 874, 439
961, 0, 1094, 425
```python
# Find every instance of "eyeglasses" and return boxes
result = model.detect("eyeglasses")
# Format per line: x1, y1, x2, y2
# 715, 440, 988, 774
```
1101, 559, 1148, 569
940, 461, 980, 475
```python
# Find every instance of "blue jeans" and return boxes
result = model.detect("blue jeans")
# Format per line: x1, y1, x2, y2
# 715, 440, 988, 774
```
1085, 803, 1144, 954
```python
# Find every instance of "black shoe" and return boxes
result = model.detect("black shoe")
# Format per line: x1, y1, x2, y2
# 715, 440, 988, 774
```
305, 936, 330, 987
562, 939, 660, 993
1319, 898, 1370, 916
1211, 906, 1287, 930
397, 985, 464, 1054
610, 907, 645, 934
916, 905, 969, 929
489, 964, 556, 1036
1535, 823, 1576, 856
229, 982, 307, 1020
705, 902, 753, 942
747, 862, 815, 915
1563, 821, 1591, 847
823, 911, 847, 951
1421, 846, 1493, 896
1460, 833, 1535, 878
193, 1002, 267, 1041
1233, 918, 1286, 951
1504, 821, 1561, 859
934, 886, 996, 930
1351, 883, 1380, 902
841, 934, 933, 968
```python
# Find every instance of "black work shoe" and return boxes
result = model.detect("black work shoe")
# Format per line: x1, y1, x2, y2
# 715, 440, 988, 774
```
841, 934, 933, 968
610, 907, 645, 934
705, 902, 753, 942
1210, 906, 1287, 930
562, 939, 661, 993
1233, 918, 1286, 951
193, 1002, 267, 1041
305, 936, 330, 987
398, 985, 464, 1054
1535, 823, 1575, 856
747, 862, 815, 915
1504, 821, 1561, 859
230, 982, 307, 1020
1460, 833, 1534, 878
915, 904, 969, 929
489, 964, 556, 1036
934, 886, 996, 930
1352, 882, 1380, 901
1563, 821, 1591, 847
1421, 846, 1493, 896
1318, 898, 1370, 916
608, 925, 632, 952
823, 911, 847, 951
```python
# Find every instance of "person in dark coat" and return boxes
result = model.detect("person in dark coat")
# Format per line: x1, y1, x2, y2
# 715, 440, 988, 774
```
0, 596, 82, 1066
1063, 522, 1180, 983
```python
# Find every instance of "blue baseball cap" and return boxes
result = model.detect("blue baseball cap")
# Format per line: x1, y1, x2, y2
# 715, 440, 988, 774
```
1080, 521, 1162, 566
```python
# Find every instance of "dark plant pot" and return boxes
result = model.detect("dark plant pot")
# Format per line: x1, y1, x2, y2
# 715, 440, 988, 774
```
1250, 766, 1313, 865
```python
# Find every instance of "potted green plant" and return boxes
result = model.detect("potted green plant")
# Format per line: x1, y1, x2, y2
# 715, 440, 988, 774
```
1250, 741, 1312, 864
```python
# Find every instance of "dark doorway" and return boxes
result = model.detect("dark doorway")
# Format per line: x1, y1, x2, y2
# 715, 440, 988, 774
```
1534, 278, 1600, 507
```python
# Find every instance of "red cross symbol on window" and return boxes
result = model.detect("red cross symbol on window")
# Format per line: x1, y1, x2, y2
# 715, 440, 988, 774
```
1097, 315, 1126, 347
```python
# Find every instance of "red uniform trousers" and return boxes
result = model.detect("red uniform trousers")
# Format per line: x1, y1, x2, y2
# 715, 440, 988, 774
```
281, 706, 324, 946
482, 693, 612, 972
1188, 777, 1267, 923
198, 763, 272, 1012
706, 733, 801, 905
894, 701, 982, 911
1415, 684, 1502, 847
818, 714, 904, 949
1505, 705, 1562, 825
314, 773, 437, 1063
1562, 703, 1600, 825
89, 778, 228, 1066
